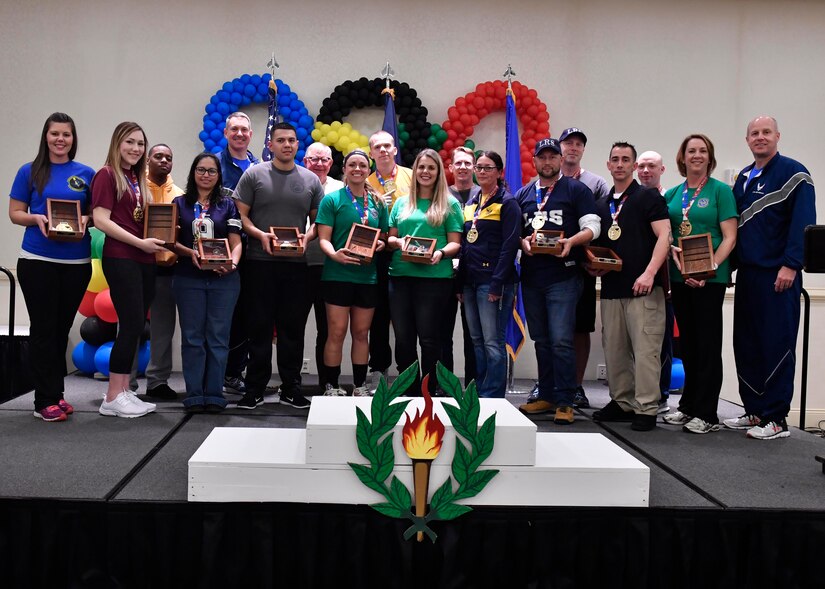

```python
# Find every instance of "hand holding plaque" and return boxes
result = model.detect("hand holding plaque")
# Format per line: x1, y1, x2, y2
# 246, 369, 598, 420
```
268, 226, 305, 257
401, 236, 437, 263
345, 223, 380, 264
531, 230, 564, 255
46, 199, 84, 242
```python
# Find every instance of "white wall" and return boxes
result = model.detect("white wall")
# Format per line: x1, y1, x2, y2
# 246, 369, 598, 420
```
1, 0, 823, 424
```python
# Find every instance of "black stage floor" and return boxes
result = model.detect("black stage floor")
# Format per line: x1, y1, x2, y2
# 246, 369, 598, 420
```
1, 374, 823, 588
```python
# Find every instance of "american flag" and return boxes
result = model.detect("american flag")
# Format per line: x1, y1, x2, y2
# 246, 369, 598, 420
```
261, 79, 280, 162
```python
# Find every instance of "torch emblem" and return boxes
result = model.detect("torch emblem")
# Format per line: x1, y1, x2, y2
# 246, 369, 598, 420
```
348, 362, 499, 543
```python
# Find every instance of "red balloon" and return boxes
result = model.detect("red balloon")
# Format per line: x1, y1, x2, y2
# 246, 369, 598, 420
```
438, 149, 448, 160
460, 114, 471, 126
443, 140, 455, 151
446, 129, 458, 140
538, 111, 550, 122
470, 115, 479, 126
473, 96, 484, 110
452, 121, 465, 134
485, 96, 496, 110
528, 89, 538, 99
537, 121, 550, 134
442, 121, 453, 131
477, 109, 488, 119
448, 107, 459, 120
78, 290, 97, 318
93, 289, 118, 324
464, 126, 474, 136
526, 138, 537, 149
475, 83, 486, 96
527, 105, 539, 117
457, 105, 468, 116
528, 119, 538, 130
456, 97, 466, 107
494, 86, 506, 100
522, 97, 534, 109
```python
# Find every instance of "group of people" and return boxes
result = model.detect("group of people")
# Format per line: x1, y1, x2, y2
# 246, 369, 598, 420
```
9, 111, 815, 441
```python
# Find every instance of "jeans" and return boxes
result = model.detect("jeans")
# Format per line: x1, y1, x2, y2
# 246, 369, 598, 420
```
462, 283, 515, 398
173, 272, 240, 408
441, 282, 477, 386
522, 275, 582, 407
389, 276, 453, 395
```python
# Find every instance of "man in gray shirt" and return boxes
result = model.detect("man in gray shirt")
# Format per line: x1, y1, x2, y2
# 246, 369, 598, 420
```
233, 122, 324, 409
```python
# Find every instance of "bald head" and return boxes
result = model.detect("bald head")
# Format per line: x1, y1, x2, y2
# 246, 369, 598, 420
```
637, 151, 665, 190
746, 115, 780, 166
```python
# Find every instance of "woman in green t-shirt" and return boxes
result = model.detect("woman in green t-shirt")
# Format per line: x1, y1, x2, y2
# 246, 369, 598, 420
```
316, 150, 388, 396
387, 148, 463, 395
662, 134, 738, 434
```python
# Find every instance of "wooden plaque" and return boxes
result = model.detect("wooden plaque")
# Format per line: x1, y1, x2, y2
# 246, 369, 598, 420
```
401, 236, 437, 263
585, 246, 623, 272
268, 226, 304, 257
345, 223, 380, 264
46, 198, 84, 242
678, 233, 716, 280
144, 203, 178, 246
531, 230, 564, 255
198, 238, 232, 271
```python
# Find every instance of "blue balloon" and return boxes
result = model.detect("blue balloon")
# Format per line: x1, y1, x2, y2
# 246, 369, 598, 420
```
670, 358, 685, 391
241, 96, 252, 106
94, 342, 114, 377
217, 90, 230, 102
253, 93, 263, 102
289, 99, 299, 110
296, 149, 305, 161
222, 82, 233, 93
244, 84, 256, 97
210, 94, 220, 105
299, 107, 309, 117
233, 80, 244, 93
281, 83, 291, 94
204, 139, 216, 150
72, 341, 99, 374
217, 121, 225, 131
240, 74, 251, 84
230, 92, 242, 105
216, 102, 230, 115
211, 145, 223, 154
198, 131, 209, 142
296, 127, 308, 141
209, 129, 223, 141
251, 74, 262, 85
219, 138, 227, 147
205, 103, 216, 114
209, 111, 223, 123
257, 83, 269, 96
298, 115, 313, 128
289, 110, 300, 122
203, 120, 216, 132
278, 94, 290, 107
137, 341, 150, 374
289, 92, 297, 101
280, 107, 292, 120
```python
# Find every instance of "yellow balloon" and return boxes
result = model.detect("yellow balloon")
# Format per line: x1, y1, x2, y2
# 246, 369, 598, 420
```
314, 121, 322, 129
330, 121, 342, 130
326, 131, 339, 144
340, 122, 352, 133
336, 139, 350, 152
87, 258, 108, 293
311, 129, 322, 141
320, 124, 331, 135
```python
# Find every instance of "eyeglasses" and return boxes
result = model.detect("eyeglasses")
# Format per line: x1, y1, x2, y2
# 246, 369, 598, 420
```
474, 165, 497, 173
195, 167, 219, 177
306, 157, 331, 164
452, 161, 474, 169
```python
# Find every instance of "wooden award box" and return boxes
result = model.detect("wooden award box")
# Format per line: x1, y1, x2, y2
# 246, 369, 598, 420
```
345, 223, 380, 264
46, 199, 84, 241
531, 230, 564, 255
144, 203, 178, 247
268, 226, 304, 257
585, 246, 623, 272
198, 238, 232, 271
400, 236, 437, 263
678, 233, 716, 280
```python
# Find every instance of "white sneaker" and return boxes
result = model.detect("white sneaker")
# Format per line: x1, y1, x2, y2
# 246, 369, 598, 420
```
125, 391, 156, 411
353, 386, 372, 397
683, 417, 721, 434
663, 410, 691, 425
99, 391, 152, 418
323, 385, 347, 397
746, 420, 790, 440
723, 414, 761, 430
657, 400, 670, 414
368, 370, 386, 393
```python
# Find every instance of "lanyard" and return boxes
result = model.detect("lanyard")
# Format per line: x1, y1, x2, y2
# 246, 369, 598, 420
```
470, 187, 498, 229
125, 171, 142, 207
533, 176, 559, 212
346, 186, 369, 224
375, 166, 397, 190
609, 194, 628, 225
680, 177, 708, 222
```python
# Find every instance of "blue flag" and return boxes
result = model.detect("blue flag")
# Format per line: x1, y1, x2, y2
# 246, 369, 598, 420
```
381, 89, 401, 164
261, 79, 279, 162
504, 89, 527, 361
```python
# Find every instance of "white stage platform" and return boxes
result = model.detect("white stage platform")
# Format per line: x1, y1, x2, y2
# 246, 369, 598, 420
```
188, 397, 650, 507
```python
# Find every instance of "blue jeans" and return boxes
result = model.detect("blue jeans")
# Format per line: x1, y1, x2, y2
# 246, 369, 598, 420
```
463, 283, 515, 398
173, 272, 240, 408
522, 275, 582, 407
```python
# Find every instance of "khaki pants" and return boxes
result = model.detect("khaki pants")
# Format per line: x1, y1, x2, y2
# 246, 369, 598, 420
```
601, 287, 665, 416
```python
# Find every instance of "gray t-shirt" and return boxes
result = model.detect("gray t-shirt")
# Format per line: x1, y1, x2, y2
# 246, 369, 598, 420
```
233, 162, 324, 262
577, 169, 610, 200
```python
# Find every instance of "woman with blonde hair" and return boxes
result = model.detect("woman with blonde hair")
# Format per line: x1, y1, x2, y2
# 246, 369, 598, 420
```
92, 122, 166, 418
387, 148, 463, 395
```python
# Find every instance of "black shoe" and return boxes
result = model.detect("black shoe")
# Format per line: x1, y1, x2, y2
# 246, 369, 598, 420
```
526, 381, 539, 403
632, 413, 657, 431
592, 400, 634, 422
223, 376, 246, 395
205, 404, 225, 414
573, 386, 590, 409
147, 383, 178, 400
237, 392, 264, 410
279, 390, 310, 409
185, 404, 205, 414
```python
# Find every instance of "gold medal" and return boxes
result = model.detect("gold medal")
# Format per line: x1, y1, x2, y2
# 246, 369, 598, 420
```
133, 206, 144, 223
679, 220, 692, 236
467, 228, 479, 243
608, 224, 621, 240
384, 180, 396, 194
531, 216, 545, 230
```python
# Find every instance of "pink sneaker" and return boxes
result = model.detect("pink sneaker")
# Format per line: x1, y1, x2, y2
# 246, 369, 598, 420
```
34, 405, 68, 422
57, 399, 74, 415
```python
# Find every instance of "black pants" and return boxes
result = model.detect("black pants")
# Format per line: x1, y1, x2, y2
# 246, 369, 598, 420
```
368, 250, 393, 373
297, 265, 327, 387
225, 252, 248, 380
101, 257, 155, 374
440, 284, 477, 385
671, 281, 726, 423
243, 260, 308, 395
17, 259, 91, 411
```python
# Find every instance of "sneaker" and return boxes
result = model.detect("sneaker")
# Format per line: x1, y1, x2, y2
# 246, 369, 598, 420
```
663, 410, 691, 425
353, 386, 372, 397
631, 413, 657, 431
657, 400, 670, 414
33, 405, 68, 422
368, 370, 386, 393
236, 392, 264, 410
746, 419, 790, 440
279, 390, 311, 409
323, 385, 347, 397
554, 406, 575, 425
125, 391, 156, 411
683, 417, 721, 434
723, 414, 761, 430
223, 376, 247, 395
526, 381, 539, 403
99, 391, 152, 418
573, 386, 590, 409
147, 383, 178, 400
592, 400, 634, 422
57, 399, 74, 415
519, 399, 555, 415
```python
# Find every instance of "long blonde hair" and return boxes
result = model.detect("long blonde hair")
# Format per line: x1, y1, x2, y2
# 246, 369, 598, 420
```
403, 148, 450, 227
103, 122, 150, 202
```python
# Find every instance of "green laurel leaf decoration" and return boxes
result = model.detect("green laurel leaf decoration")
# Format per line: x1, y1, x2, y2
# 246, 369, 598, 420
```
432, 502, 472, 521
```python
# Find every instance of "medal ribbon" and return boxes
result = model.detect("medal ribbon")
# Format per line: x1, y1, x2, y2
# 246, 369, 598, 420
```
533, 178, 559, 212
126, 171, 142, 210
608, 193, 629, 226
346, 186, 369, 224
471, 186, 498, 230
375, 166, 397, 191
680, 176, 708, 223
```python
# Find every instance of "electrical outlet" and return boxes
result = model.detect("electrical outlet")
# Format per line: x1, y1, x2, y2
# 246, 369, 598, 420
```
597, 364, 607, 380
301, 358, 310, 374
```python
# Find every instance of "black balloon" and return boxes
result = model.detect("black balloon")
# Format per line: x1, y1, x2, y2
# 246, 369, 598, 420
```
80, 316, 118, 347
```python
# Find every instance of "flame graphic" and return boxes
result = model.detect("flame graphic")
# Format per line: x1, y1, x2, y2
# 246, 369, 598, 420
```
402, 375, 445, 460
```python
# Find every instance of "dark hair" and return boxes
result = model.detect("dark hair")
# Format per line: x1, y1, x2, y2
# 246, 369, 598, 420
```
270, 121, 297, 139
609, 141, 637, 161
184, 153, 225, 207
148, 143, 171, 157
675, 133, 717, 177
31, 112, 78, 195
477, 150, 508, 191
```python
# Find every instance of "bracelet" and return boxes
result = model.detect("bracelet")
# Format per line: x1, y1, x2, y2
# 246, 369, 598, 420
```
438, 249, 448, 258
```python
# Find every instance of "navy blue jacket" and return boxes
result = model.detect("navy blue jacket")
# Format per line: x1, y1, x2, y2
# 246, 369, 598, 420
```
219, 148, 260, 190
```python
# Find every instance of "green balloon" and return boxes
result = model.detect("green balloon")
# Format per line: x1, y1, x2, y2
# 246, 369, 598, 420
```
400, 131, 410, 142
464, 139, 475, 149
398, 123, 406, 133
431, 123, 442, 132
437, 129, 448, 142
475, 150, 483, 159
427, 135, 438, 148
90, 227, 105, 259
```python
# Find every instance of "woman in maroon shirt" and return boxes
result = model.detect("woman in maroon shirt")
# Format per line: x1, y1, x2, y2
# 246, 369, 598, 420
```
91, 122, 166, 418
